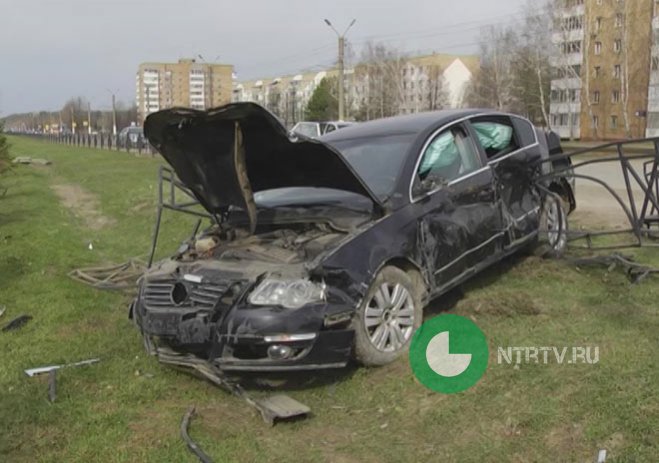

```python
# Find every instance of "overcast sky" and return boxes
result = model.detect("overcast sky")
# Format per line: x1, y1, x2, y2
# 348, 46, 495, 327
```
1, 0, 527, 115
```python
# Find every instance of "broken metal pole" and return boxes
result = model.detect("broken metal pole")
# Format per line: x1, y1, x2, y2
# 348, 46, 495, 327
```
24, 358, 101, 377
180, 406, 214, 463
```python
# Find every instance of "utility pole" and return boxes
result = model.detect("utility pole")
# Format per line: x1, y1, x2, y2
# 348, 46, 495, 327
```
324, 19, 356, 121
106, 89, 118, 134
87, 102, 92, 135
112, 93, 117, 135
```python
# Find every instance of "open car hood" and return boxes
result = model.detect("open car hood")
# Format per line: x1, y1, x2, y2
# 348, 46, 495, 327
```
145, 103, 381, 231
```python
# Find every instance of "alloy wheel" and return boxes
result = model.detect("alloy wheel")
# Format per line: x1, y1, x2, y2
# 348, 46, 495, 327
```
363, 282, 416, 353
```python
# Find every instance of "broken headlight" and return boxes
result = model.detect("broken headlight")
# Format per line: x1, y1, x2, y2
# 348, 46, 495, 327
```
248, 279, 326, 309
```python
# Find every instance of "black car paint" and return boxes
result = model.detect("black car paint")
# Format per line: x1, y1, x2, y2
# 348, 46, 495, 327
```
132, 105, 566, 371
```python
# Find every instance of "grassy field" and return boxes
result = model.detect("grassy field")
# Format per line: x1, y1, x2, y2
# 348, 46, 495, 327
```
0, 136, 657, 462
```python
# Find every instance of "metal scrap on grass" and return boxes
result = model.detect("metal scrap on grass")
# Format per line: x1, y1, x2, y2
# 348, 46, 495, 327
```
180, 407, 214, 463
570, 252, 659, 284
69, 259, 146, 291
2, 314, 32, 332
24, 358, 101, 377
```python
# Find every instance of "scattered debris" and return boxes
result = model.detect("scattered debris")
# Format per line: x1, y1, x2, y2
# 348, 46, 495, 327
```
2, 314, 33, 332
69, 259, 146, 291
180, 406, 214, 463
12, 156, 52, 166
570, 253, 659, 284
24, 358, 101, 377
597, 449, 607, 463
0, 305, 6, 318
255, 395, 312, 425
157, 348, 311, 426
48, 370, 57, 403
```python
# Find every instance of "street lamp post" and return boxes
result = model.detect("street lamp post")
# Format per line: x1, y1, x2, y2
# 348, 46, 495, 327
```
324, 18, 356, 121
106, 89, 118, 135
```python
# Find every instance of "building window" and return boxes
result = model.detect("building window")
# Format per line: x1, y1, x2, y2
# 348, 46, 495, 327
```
592, 115, 599, 128
594, 66, 601, 77
595, 17, 602, 32
614, 39, 622, 53
595, 42, 602, 55
562, 41, 582, 54
569, 89, 579, 102
614, 65, 621, 78
593, 91, 600, 104
612, 90, 620, 103
653, 57, 659, 71
610, 115, 618, 129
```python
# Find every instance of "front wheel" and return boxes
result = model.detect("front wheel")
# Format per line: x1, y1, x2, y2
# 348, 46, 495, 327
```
535, 193, 568, 258
352, 266, 423, 366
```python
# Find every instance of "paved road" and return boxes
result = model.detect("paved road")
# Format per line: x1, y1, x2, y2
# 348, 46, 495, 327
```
570, 154, 656, 228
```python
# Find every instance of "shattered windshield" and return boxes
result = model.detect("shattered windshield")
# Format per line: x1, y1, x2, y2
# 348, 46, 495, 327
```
325, 133, 415, 200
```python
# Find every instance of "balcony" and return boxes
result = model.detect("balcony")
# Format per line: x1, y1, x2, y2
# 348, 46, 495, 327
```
549, 53, 583, 67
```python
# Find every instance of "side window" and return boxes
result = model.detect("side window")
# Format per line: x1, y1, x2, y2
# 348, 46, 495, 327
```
416, 126, 481, 186
471, 118, 519, 160
324, 124, 336, 134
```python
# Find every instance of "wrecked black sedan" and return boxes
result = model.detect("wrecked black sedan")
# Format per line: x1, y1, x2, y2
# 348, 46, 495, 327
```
131, 103, 573, 372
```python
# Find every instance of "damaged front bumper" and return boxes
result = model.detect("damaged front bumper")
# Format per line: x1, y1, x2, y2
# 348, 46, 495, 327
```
130, 273, 356, 372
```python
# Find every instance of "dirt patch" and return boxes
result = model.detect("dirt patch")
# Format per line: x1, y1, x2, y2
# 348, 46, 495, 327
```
51, 183, 116, 231
544, 423, 588, 458
455, 289, 545, 317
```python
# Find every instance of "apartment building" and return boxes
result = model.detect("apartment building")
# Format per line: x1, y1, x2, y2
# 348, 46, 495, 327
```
233, 69, 338, 126
550, 0, 655, 140
397, 54, 478, 114
233, 53, 476, 126
136, 58, 234, 124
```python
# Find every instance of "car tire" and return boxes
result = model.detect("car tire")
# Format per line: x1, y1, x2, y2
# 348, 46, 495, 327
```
352, 266, 423, 367
535, 193, 568, 258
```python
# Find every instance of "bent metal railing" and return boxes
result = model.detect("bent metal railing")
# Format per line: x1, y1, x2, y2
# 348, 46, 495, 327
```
147, 139, 659, 266
148, 166, 212, 267
536, 137, 659, 250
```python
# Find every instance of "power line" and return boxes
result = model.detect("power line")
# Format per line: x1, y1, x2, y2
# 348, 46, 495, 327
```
349, 10, 525, 44
239, 13, 528, 81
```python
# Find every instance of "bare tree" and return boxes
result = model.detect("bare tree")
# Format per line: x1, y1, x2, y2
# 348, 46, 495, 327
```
465, 26, 518, 111
355, 42, 407, 120
423, 64, 449, 111
551, 0, 592, 140
514, 0, 553, 127
617, 0, 632, 138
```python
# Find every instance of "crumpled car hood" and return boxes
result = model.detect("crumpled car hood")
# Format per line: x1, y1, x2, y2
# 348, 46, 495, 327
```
144, 103, 381, 231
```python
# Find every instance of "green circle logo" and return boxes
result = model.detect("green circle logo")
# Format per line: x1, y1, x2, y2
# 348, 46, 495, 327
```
409, 314, 488, 394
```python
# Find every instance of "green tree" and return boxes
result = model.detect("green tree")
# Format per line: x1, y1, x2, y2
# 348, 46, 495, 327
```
0, 123, 10, 175
305, 77, 338, 121
0, 122, 11, 197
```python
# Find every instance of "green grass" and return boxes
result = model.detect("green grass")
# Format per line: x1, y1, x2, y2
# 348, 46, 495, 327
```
0, 136, 657, 462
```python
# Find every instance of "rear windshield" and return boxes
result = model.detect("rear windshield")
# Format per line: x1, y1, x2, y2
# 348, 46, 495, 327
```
326, 133, 415, 200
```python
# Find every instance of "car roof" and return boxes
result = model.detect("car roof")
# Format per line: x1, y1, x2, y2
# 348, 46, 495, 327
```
321, 109, 500, 141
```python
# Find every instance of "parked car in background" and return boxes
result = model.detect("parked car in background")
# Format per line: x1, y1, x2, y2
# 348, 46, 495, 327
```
291, 121, 355, 138
132, 103, 574, 373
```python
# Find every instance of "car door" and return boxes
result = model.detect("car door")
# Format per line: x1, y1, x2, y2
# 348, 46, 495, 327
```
412, 122, 503, 290
468, 116, 542, 247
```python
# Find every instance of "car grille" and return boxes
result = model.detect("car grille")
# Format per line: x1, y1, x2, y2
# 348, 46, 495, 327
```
143, 279, 229, 310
